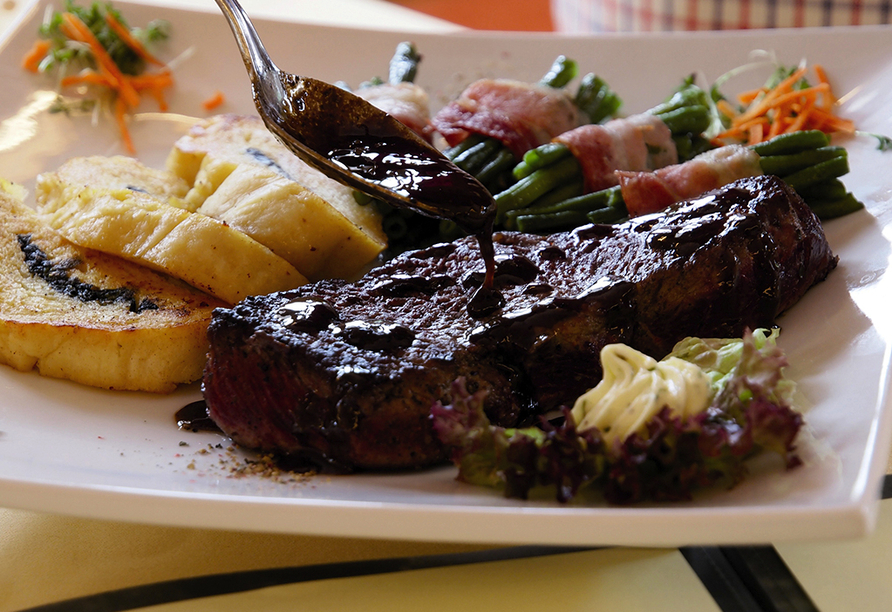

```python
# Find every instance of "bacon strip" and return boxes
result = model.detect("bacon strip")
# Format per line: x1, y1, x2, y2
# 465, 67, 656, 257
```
553, 114, 677, 193
618, 145, 763, 217
356, 82, 434, 142
431, 79, 585, 157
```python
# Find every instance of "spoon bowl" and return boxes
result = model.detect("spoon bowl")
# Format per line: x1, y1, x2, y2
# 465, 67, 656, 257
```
213, 0, 495, 234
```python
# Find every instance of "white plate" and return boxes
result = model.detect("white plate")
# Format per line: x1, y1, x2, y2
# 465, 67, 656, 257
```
0, 0, 890, 547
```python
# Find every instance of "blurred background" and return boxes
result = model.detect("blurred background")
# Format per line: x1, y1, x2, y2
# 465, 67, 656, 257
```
387, 0, 892, 31
386, 0, 556, 31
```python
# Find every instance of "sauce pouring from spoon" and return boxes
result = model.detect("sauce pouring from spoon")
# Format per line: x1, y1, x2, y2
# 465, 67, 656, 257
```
213, 0, 501, 313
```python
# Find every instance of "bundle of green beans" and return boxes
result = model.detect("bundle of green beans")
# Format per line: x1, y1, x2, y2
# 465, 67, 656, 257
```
495, 81, 713, 230
375, 55, 623, 256
504, 130, 862, 234
443, 56, 622, 195
750, 130, 862, 220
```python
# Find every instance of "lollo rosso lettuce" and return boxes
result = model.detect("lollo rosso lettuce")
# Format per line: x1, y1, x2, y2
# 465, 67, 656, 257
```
430, 328, 803, 505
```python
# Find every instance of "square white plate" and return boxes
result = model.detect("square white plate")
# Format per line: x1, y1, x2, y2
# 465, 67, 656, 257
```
0, 0, 890, 547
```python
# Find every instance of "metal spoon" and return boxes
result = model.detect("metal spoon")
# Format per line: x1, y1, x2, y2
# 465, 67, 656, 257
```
213, 0, 495, 235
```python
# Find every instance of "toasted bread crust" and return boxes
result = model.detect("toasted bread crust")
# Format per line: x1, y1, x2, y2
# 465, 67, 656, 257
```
0, 188, 227, 393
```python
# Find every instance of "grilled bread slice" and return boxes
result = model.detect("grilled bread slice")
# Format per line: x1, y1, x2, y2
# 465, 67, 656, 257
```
35, 156, 307, 304
0, 184, 227, 393
166, 114, 386, 281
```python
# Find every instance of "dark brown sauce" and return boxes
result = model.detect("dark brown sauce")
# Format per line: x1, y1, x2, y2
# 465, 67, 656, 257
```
327, 134, 499, 314
276, 74, 500, 316
327, 136, 494, 233
175, 400, 221, 434
468, 219, 498, 317
335, 320, 416, 351
278, 298, 340, 333
370, 273, 454, 297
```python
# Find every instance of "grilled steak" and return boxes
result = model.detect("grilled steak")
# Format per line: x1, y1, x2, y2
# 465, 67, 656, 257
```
203, 175, 837, 471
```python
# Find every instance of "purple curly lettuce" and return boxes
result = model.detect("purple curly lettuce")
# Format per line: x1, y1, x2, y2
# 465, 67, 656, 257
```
430, 330, 804, 505
430, 379, 605, 501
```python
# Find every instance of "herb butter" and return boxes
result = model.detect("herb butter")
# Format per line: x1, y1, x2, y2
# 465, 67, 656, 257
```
570, 343, 711, 445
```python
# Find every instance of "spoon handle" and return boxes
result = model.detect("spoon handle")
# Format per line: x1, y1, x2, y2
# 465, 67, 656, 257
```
214, 0, 277, 82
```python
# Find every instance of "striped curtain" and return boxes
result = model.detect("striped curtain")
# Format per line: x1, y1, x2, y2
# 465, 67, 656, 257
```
551, 0, 892, 31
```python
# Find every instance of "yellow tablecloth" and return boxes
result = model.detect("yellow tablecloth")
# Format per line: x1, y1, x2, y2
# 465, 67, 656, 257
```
0, 506, 726, 611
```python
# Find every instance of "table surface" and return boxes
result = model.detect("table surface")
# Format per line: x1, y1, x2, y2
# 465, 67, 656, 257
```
1, 2, 890, 611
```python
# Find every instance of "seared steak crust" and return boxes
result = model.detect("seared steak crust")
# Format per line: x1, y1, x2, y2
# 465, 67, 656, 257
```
203, 175, 837, 471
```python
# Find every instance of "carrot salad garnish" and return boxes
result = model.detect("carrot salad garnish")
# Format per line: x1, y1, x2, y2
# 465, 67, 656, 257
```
714, 62, 855, 146
21, 2, 173, 154
104, 11, 166, 67
59, 12, 141, 110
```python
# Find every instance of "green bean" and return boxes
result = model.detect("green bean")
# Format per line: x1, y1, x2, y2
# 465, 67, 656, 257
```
781, 155, 850, 191
514, 143, 573, 179
510, 185, 626, 233
538, 186, 619, 215
539, 55, 578, 88
495, 156, 582, 222
505, 185, 623, 229
522, 179, 586, 211
497, 84, 711, 222
476, 148, 517, 190
444, 133, 486, 159
807, 193, 864, 220
381, 212, 409, 240
587, 204, 627, 224
654, 105, 711, 136
502, 180, 585, 229
649, 85, 708, 121
452, 138, 503, 175
673, 134, 713, 162
750, 130, 831, 156
352, 190, 375, 206
388, 41, 422, 84
758, 146, 846, 177
575, 73, 622, 124
795, 177, 849, 202
515, 210, 589, 233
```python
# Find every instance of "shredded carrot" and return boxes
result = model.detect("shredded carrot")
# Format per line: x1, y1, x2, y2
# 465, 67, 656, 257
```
59, 12, 141, 110
716, 99, 738, 120
746, 121, 765, 146
736, 88, 762, 106
809, 107, 856, 133
104, 12, 166, 67
129, 71, 174, 90
813, 64, 835, 111
131, 71, 173, 111
22, 39, 51, 72
113, 95, 135, 155
785, 97, 816, 133
202, 91, 226, 111
715, 62, 854, 145
61, 69, 115, 88
23, 9, 176, 153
